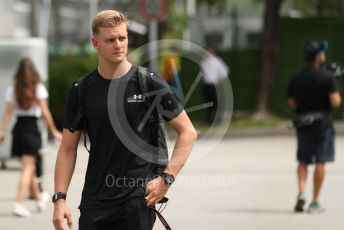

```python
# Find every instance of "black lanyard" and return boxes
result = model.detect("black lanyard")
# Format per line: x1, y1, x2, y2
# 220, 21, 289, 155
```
150, 207, 172, 230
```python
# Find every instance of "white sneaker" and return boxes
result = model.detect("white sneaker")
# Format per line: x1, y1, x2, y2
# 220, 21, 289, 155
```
14, 203, 31, 217
37, 200, 47, 212
37, 191, 50, 212
41, 191, 50, 202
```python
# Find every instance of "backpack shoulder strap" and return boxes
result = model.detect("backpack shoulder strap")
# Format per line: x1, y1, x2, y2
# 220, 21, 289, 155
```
69, 70, 96, 154
138, 66, 156, 120
68, 70, 94, 133
138, 66, 150, 100
137, 66, 168, 175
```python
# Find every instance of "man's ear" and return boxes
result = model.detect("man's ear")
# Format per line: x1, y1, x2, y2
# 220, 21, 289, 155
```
91, 36, 98, 50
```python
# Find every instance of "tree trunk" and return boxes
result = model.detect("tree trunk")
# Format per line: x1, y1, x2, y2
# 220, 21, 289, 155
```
255, 0, 283, 119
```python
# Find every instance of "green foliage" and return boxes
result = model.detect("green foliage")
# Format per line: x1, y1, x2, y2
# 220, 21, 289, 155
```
221, 50, 260, 111
48, 55, 98, 127
179, 54, 204, 121
290, 0, 344, 16
163, 0, 188, 38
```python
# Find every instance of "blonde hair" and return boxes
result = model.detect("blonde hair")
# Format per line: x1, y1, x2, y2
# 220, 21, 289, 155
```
92, 10, 129, 35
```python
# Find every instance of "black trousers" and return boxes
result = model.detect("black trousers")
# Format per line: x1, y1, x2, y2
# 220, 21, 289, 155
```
203, 83, 218, 124
79, 196, 156, 230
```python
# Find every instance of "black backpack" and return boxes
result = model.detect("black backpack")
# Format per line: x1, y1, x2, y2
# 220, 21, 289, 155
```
68, 66, 168, 175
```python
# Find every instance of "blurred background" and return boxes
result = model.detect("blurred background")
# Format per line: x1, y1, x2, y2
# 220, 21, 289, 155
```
1, 0, 344, 128
1, 1, 344, 229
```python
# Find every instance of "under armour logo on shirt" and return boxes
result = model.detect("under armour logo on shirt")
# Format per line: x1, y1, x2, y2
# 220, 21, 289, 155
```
127, 94, 145, 103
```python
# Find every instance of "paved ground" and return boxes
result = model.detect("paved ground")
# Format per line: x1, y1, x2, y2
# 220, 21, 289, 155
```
0, 135, 343, 230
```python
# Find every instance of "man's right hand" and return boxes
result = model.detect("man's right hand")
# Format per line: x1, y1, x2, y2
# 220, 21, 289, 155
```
0, 130, 5, 144
52, 129, 63, 141
52, 200, 73, 230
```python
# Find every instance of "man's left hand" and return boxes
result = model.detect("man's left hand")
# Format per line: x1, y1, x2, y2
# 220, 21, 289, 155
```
145, 176, 169, 207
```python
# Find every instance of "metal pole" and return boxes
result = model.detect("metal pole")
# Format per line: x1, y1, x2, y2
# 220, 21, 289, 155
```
184, 0, 196, 44
186, 0, 196, 17
149, 20, 158, 71
39, 0, 51, 39
89, 0, 98, 37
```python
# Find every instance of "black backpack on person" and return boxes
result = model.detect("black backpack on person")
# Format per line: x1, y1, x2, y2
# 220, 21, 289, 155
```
68, 66, 169, 176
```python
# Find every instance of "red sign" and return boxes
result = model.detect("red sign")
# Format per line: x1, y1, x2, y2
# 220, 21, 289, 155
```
138, 0, 169, 21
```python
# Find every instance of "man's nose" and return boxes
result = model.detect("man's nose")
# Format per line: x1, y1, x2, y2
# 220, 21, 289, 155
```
113, 39, 121, 48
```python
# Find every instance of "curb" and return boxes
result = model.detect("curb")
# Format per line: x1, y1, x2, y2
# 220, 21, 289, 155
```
196, 122, 344, 139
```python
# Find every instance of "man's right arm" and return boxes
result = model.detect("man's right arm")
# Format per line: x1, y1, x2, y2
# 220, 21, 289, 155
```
329, 92, 341, 108
53, 129, 81, 230
327, 73, 342, 108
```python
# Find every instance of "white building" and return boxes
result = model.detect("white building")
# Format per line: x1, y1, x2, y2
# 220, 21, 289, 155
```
186, 0, 303, 50
0, 0, 147, 49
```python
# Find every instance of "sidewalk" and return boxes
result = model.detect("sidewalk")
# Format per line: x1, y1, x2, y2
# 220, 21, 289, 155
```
213, 121, 344, 138
0, 135, 343, 229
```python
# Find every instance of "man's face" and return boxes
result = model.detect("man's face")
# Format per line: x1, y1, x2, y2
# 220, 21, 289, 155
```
316, 51, 326, 64
92, 23, 128, 64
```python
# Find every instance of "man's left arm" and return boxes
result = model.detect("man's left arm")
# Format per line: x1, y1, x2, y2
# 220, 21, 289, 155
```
145, 110, 197, 207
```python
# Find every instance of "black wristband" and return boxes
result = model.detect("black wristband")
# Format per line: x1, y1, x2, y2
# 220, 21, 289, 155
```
161, 172, 175, 186
52, 192, 67, 203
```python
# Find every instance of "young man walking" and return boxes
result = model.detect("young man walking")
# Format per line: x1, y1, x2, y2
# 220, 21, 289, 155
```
52, 10, 197, 230
288, 40, 341, 213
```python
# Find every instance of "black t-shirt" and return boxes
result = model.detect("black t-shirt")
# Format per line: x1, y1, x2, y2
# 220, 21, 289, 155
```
63, 65, 183, 209
287, 66, 339, 114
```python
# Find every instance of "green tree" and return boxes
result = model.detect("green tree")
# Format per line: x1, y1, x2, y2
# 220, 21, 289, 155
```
291, 0, 344, 16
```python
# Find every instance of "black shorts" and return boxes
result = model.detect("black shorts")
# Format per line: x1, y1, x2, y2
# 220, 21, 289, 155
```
296, 123, 335, 164
11, 116, 42, 157
79, 196, 156, 230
